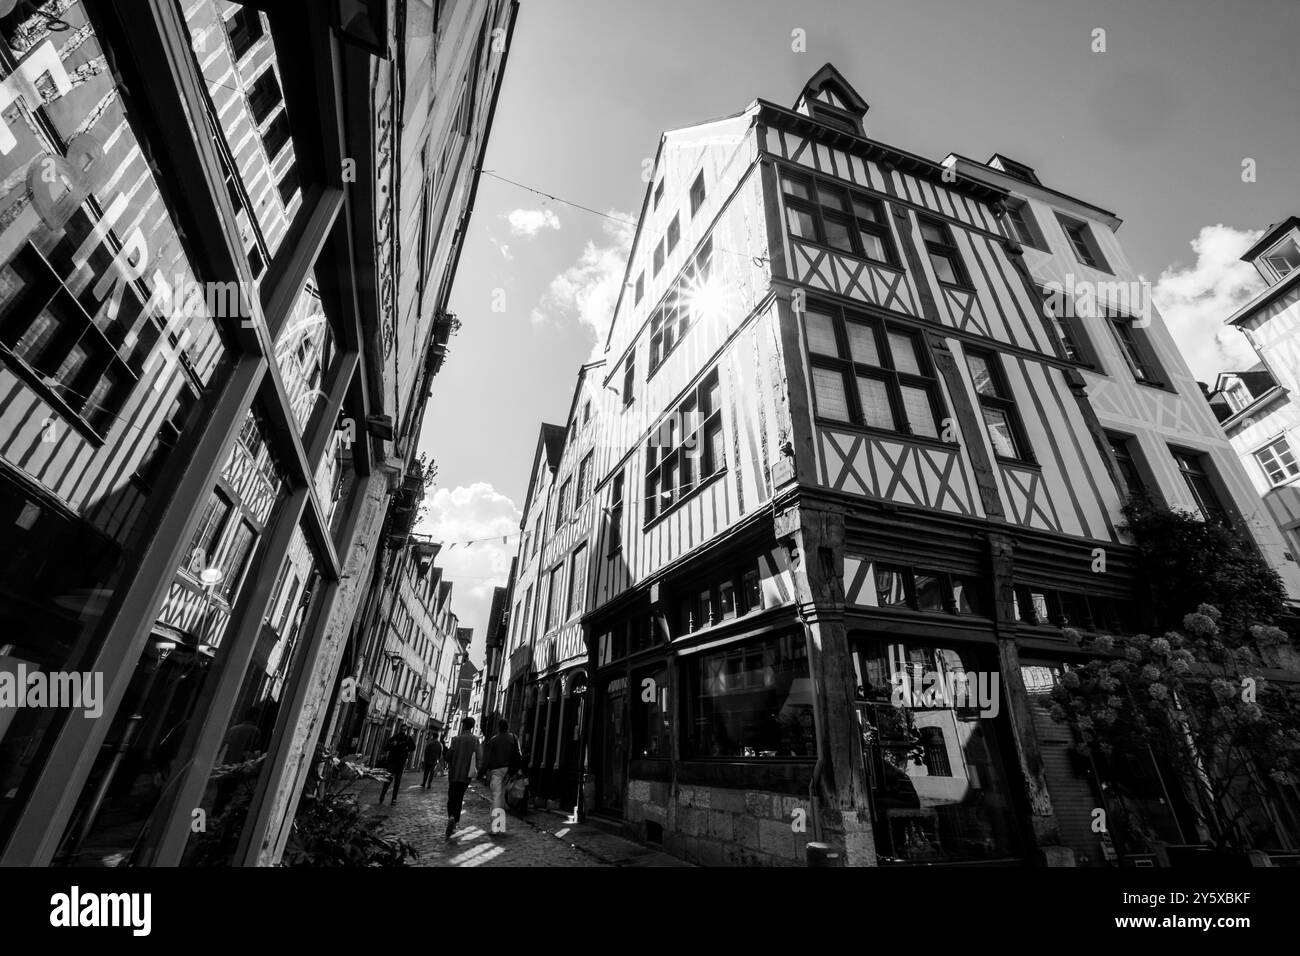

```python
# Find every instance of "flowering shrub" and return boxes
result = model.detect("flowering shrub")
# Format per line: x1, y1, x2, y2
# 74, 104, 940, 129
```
1049, 603, 1300, 854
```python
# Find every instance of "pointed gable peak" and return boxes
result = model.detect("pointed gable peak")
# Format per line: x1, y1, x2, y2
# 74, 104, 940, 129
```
795, 63, 868, 135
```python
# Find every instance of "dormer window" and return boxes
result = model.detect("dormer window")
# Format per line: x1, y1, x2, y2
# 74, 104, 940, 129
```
1262, 237, 1300, 282
810, 104, 859, 135
1225, 382, 1251, 413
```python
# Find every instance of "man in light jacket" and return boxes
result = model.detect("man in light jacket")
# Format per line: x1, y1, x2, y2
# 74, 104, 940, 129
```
481, 719, 523, 820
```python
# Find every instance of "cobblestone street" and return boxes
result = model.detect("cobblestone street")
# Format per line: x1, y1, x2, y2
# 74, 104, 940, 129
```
355, 776, 611, 867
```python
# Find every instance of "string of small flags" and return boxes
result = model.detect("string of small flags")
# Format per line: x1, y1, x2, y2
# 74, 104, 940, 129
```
439, 530, 522, 551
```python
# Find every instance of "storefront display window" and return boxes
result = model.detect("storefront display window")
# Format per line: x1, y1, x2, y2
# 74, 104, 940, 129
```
631, 664, 670, 758
854, 636, 1020, 863
685, 632, 814, 758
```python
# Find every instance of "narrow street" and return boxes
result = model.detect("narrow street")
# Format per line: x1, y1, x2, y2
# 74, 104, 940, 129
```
356, 777, 609, 868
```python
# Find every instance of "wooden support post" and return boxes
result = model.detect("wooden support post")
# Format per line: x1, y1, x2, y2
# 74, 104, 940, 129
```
987, 532, 1073, 865
774, 500, 876, 866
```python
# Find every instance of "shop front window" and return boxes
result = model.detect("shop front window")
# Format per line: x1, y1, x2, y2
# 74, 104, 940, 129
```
685, 632, 814, 758
854, 636, 1020, 864
0, 1, 232, 849
631, 664, 670, 758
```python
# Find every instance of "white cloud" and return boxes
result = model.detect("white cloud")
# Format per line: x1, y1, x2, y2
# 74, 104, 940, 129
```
489, 236, 513, 261
414, 482, 521, 667
506, 208, 561, 237
529, 211, 634, 349
1151, 224, 1265, 381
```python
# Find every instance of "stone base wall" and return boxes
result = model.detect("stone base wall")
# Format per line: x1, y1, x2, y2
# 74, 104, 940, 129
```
625, 778, 811, 867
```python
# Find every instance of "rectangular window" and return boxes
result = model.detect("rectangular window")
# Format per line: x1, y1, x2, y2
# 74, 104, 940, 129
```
1172, 449, 1228, 523
690, 171, 706, 216
652, 240, 664, 276
667, 214, 680, 255
918, 215, 970, 287
568, 545, 588, 618
608, 472, 625, 554
1256, 436, 1300, 486
185, 491, 232, 575
263, 112, 291, 160
224, 7, 265, 61
686, 633, 814, 758
966, 349, 1030, 461
1262, 238, 1300, 282
1041, 288, 1092, 366
547, 566, 564, 629
647, 238, 713, 376
653, 180, 664, 209
1057, 214, 1110, 272
633, 664, 671, 757
645, 370, 723, 522
804, 302, 943, 438
247, 68, 282, 125
780, 171, 897, 267
555, 477, 571, 531
634, 273, 644, 305
277, 164, 300, 208
622, 352, 635, 406
576, 453, 593, 507
1106, 432, 1149, 500
216, 521, 257, 602
1108, 312, 1161, 385
1004, 200, 1040, 249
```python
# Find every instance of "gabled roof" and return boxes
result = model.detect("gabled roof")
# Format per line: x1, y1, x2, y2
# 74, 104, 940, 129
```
519, 422, 567, 529
795, 62, 869, 116
1242, 216, 1300, 262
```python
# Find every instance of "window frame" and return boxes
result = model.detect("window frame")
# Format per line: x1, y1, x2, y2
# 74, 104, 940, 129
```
1003, 199, 1043, 251
647, 238, 713, 377
780, 169, 899, 269
608, 471, 625, 556
1106, 308, 1163, 386
803, 300, 946, 440
965, 347, 1033, 463
1056, 213, 1112, 273
689, 171, 706, 217
567, 544, 588, 619
1171, 448, 1229, 524
1255, 435, 1300, 487
917, 214, 972, 289
644, 370, 724, 525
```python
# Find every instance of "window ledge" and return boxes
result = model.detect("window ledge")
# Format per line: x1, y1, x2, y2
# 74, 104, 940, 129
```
813, 417, 958, 452
995, 455, 1040, 470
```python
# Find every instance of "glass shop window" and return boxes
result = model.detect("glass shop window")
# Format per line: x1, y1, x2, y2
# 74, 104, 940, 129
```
853, 637, 1020, 864
685, 632, 814, 759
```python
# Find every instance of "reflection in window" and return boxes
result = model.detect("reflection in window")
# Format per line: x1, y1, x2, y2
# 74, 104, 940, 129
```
632, 665, 670, 757
854, 638, 1018, 863
686, 633, 814, 758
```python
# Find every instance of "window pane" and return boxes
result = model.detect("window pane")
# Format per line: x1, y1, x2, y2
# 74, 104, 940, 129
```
875, 566, 908, 607
982, 406, 1020, 458
823, 214, 854, 252
687, 634, 813, 758
900, 385, 938, 438
929, 251, 959, 285
812, 367, 850, 421
857, 376, 894, 429
782, 174, 811, 201
915, 572, 945, 611
804, 309, 840, 355
860, 232, 887, 262
887, 331, 923, 375
853, 196, 882, 223
846, 321, 880, 366
967, 354, 997, 396
920, 221, 945, 244
786, 206, 817, 239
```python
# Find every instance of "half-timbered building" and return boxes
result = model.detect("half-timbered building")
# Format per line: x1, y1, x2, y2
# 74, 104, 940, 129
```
558, 63, 1295, 867
0, 0, 516, 867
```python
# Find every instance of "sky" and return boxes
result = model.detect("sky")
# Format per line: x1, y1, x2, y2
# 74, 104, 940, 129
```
416, 0, 1300, 663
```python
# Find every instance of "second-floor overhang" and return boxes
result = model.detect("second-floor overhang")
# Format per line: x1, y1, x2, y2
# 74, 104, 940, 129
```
1226, 265, 1300, 328
756, 101, 1008, 209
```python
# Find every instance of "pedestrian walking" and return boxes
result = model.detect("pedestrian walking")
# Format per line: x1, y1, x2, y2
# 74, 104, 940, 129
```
481, 719, 522, 821
435, 735, 449, 776
377, 725, 415, 805
444, 717, 482, 840
421, 734, 443, 788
